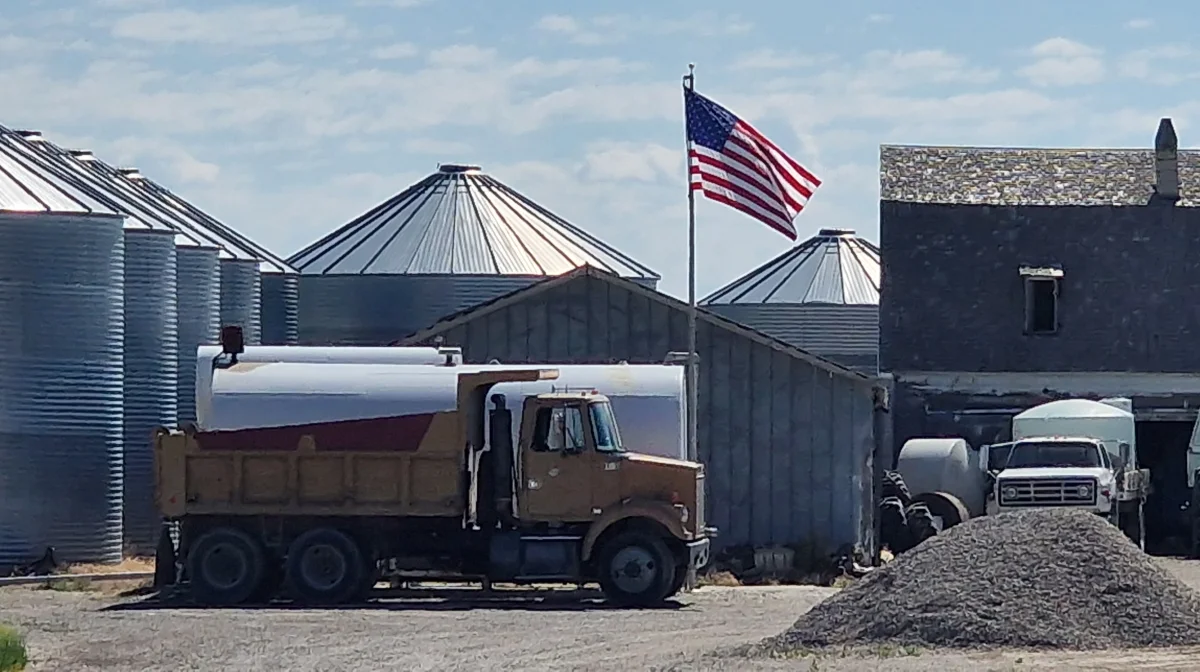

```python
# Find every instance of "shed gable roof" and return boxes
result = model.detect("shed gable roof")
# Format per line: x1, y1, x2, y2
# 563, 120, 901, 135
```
397, 264, 872, 382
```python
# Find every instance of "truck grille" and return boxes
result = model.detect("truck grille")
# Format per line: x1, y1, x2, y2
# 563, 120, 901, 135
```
998, 478, 1098, 507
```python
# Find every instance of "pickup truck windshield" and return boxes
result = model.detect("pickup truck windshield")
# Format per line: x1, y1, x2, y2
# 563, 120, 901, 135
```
590, 401, 624, 453
1005, 441, 1103, 469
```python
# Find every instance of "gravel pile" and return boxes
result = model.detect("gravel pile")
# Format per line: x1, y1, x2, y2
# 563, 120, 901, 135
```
767, 508, 1200, 651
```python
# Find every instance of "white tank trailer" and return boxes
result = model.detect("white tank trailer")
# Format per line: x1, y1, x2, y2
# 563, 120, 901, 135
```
887, 397, 1149, 554
194, 351, 688, 460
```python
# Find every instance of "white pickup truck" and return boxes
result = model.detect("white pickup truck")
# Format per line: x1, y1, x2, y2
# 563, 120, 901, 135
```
887, 397, 1149, 553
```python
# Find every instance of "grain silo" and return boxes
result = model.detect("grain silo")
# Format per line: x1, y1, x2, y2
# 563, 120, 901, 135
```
136, 180, 298, 346
4, 131, 194, 548
0, 136, 126, 566
288, 163, 660, 344
700, 228, 880, 372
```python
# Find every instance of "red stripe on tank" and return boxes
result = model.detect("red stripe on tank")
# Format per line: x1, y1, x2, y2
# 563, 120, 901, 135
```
194, 413, 438, 452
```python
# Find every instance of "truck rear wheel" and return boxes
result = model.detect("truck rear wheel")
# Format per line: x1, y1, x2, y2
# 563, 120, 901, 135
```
597, 531, 677, 607
185, 527, 266, 606
284, 528, 366, 606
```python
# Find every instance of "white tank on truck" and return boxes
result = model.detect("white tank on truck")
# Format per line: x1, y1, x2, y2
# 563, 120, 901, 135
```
888, 397, 1149, 554
197, 359, 688, 460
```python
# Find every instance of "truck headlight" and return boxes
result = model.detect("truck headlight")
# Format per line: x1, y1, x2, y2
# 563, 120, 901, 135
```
674, 503, 689, 524
1076, 484, 1091, 498
1002, 486, 1018, 500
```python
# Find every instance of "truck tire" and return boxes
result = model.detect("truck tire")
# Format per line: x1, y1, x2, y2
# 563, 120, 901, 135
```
882, 470, 912, 507
879, 496, 910, 554
284, 528, 367, 606
185, 527, 266, 606
904, 502, 938, 547
597, 530, 677, 607
912, 492, 971, 531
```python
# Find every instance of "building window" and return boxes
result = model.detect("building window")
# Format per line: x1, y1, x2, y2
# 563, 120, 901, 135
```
1019, 266, 1062, 335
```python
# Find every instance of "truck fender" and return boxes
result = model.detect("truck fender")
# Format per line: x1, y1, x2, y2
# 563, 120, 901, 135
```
581, 500, 688, 562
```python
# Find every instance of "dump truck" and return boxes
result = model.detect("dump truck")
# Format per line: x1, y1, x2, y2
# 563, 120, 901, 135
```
156, 328, 713, 607
886, 397, 1148, 552
195, 346, 690, 460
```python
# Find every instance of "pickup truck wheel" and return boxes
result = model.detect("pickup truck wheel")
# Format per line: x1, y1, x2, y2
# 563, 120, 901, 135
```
285, 528, 365, 606
185, 527, 266, 606
598, 531, 677, 607
904, 502, 938, 547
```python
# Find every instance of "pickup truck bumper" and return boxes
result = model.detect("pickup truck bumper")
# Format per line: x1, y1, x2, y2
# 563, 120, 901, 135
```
686, 528, 717, 570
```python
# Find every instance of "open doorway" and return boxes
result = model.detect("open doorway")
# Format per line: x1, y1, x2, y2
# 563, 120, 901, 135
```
1137, 420, 1193, 555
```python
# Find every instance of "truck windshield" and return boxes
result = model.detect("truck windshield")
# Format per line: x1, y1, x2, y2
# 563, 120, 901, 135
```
1005, 441, 1103, 469
589, 401, 624, 453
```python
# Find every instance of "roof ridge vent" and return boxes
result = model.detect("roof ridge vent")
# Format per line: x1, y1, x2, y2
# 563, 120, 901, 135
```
117, 167, 144, 180
438, 163, 482, 174
817, 228, 856, 237
68, 149, 96, 161
16, 130, 44, 142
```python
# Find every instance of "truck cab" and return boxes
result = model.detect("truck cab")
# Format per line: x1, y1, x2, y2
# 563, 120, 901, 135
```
989, 436, 1118, 516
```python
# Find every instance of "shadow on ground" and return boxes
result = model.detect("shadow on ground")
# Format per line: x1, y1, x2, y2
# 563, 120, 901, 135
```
100, 586, 693, 613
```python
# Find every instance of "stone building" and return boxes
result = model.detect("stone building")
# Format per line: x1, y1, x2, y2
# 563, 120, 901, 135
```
879, 118, 1200, 547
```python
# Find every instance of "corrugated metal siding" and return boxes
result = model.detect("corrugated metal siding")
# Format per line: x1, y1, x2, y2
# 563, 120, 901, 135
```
176, 247, 221, 424
219, 259, 262, 346
0, 213, 125, 565
122, 229, 178, 549
708, 304, 878, 357
406, 274, 877, 550
260, 273, 299, 345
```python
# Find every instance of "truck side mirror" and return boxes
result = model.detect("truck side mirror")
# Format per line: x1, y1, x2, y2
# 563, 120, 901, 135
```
1118, 442, 1131, 466
220, 325, 244, 356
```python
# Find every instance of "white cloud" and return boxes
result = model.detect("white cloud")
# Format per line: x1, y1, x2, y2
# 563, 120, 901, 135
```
402, 138, 472, 155
729, 49, 830, 71
1126, 18, 1153, 29
372, 42, 419, 60
110, 6, 355, 46
581, 141, 680, 183
353, 0, 433, 6
866, 13, 891, 24
1119, 45, 1198, 85
533, 12, 752, 45
1018, 38, 1105, 87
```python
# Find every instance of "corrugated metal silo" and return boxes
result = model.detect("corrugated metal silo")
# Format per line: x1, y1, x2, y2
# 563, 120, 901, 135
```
220, 258, 263, 345
701, 228, 881, 373
175, 246, 221, 424
121, 228, 178, 548
0, 141, 126, 565
288, 164, 660, 345
260, 272, 299, 345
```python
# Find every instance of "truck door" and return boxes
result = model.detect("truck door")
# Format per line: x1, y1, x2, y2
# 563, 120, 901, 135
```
520, 401, 595, 521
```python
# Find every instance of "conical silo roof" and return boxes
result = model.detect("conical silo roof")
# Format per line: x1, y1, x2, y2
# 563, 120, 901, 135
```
701, 228, 880, 306
288, 163, 659, 279
0, 131, 122, 217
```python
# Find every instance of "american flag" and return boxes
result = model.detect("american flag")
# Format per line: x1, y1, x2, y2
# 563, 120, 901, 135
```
685, 87, 820, 240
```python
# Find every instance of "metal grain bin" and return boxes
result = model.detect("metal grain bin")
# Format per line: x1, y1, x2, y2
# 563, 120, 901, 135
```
260, 272, 299, 345
219, 258, 262, 346
122, 228, 178, 550
176, 246, 221, 425
0, 213, 126, 565
289, 164, 659, 345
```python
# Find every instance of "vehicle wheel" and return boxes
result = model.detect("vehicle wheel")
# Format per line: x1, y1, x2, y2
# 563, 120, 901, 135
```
913, 492, 971, 531
664, 564, 696, 599
879, 496, 910, 554
284, 528, 366, 606
882, 470, 912, 507
597, 531, 677, 607
185, 527, 266, 606
904, 502, 938, 547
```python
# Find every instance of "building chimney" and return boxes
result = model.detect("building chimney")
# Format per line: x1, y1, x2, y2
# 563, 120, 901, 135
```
1154, 117, 1179, 203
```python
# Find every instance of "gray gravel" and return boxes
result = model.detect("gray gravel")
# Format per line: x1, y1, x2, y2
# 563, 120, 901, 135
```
768, 508, 1200, 652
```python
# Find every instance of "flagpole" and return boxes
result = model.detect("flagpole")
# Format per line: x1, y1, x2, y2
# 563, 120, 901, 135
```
683, 63, 699, 464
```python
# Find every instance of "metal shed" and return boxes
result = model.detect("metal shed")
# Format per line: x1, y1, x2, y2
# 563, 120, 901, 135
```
701, 228, 880, 373
399, 266, 884, 553
289, 163, 660, 345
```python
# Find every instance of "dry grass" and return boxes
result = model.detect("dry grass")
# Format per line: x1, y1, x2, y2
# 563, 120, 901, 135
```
43, 556, 155, 596
698, 570, 742, 587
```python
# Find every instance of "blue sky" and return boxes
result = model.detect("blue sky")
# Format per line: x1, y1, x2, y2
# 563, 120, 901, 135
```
2, 0, 1194, 297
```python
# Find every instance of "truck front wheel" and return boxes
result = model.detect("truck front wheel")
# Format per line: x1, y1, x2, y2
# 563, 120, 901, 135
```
284, 528, 367, 606
597, 531, 677, 607
185, 527, 266, 606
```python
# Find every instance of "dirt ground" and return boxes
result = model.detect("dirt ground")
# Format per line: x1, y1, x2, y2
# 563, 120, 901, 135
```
4, 559, 1200, 671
